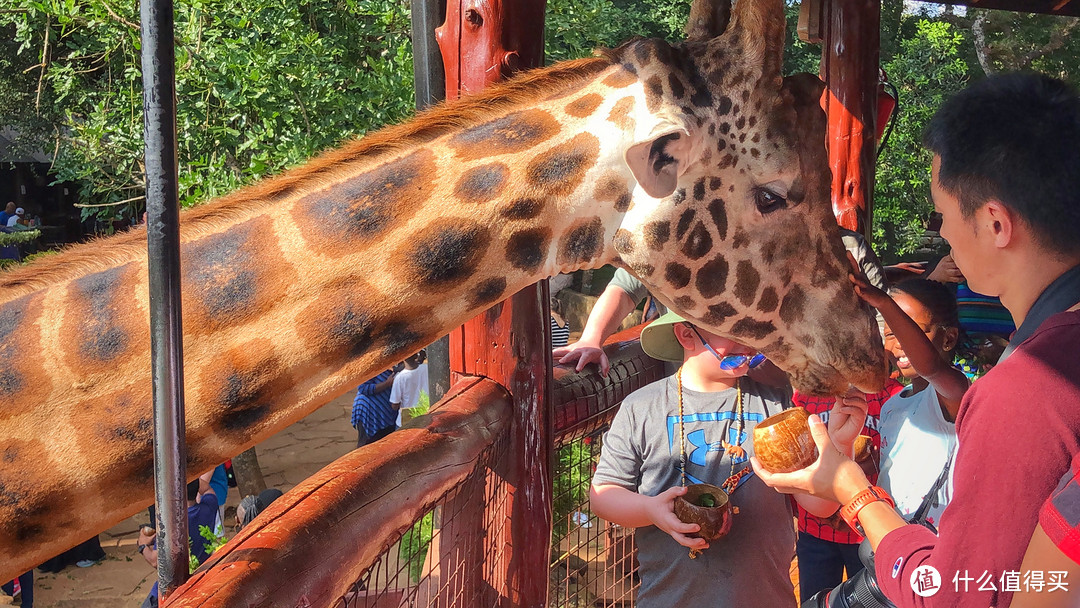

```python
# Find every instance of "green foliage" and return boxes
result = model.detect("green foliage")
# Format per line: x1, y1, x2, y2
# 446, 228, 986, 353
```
873, 19, 969, 261
398, 510, 435, 583
552, 438, 596, 539
545, 0, 690, 62
1, 0, 414, 223
188, 524, 228, 572
0, 230, 41, 247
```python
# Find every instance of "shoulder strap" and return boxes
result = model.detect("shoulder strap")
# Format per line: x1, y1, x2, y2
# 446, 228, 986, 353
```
909, 450, 955, 525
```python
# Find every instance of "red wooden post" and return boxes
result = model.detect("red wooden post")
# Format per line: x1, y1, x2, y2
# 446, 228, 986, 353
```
821, 0, 881, 238
436, 1, 553, 606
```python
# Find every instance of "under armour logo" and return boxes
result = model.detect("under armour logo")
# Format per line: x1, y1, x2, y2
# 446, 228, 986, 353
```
686, 429, 724, 466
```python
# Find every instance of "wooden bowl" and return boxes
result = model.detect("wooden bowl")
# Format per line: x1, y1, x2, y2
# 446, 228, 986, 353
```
752, 408, 818, 473
853, 435, 873, 463
673, 483, 732, 541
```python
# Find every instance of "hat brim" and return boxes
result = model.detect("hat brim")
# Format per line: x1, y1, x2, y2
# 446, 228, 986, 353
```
639, 311, 690, 362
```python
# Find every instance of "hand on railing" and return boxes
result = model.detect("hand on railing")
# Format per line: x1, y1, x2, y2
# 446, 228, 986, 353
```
553, 339, 611, 377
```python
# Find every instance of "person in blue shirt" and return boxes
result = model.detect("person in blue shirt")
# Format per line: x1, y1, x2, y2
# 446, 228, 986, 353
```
352, 369, 397, 448
137, 472, 219, 608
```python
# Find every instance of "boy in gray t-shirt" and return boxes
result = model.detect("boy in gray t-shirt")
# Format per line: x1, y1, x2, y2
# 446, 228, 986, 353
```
591, 312, 858, 608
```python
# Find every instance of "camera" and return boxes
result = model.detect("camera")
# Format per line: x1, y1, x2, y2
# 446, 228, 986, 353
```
802, 540, 896, 608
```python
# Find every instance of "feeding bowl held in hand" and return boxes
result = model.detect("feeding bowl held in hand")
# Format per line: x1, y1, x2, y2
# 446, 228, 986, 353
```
853, 435, 874, 463
673, 483, 733, 542
752, 408, 818, 473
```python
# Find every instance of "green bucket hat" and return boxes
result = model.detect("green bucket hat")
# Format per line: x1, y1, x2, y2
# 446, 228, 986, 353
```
640, 311, 692, 362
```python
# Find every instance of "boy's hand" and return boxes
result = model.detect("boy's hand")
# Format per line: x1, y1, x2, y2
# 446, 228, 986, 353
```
645, 486, 709, 551
846, 252, 892, 310
828, 388, 869, 457
554, 341, 611, 377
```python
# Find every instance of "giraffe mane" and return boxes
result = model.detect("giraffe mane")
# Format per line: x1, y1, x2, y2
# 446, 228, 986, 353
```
0, 52, 627, 300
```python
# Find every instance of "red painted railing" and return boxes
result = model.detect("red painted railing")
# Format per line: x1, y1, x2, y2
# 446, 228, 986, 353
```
161, 327, 663, 607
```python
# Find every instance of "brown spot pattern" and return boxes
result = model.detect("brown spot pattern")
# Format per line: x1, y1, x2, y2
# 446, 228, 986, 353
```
603, 68, 638, 89
62, 264, 148, 377
557, 217, 605, 267
680, 221, 712, 261
593, 173, 632, 213
644, 221, 670, 251
757, 287, 779, 313
613, 229, 635, 255
733, 261, 761, 307
665, 263, 691, 289
454, 163, 508, 204
406, 219, 491, 288
297, 149, 435, 257
526, 133, 600, 197
696, 255, 729, 299
499, 198, 546, 220
565, 93, 603, 118
779, 285, 807, 325
730, 317, 776, 340
608, 97, 635, 130
449, 109, 560, 160
506, 228, 552, 273
183, 216, 295, 334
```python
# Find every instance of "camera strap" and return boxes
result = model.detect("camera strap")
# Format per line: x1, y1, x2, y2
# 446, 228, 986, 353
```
908, 449, 954, 526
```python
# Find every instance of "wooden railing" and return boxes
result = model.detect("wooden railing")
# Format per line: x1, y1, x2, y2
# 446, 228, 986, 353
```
162, 326, 663, 608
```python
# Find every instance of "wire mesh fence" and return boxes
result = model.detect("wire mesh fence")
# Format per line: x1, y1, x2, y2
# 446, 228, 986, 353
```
336, 430, 512, 608
549, 430, 639, 608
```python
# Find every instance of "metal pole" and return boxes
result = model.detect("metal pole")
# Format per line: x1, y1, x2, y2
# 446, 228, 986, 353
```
411, 0, 450, 403
140, 0, 189, 596
410, 0, 446, 109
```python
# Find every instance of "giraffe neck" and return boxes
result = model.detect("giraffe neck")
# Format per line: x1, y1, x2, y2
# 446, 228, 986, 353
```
0, 54, 665, 577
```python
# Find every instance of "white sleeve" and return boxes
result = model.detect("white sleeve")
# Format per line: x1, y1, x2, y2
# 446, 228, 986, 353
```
389, 374, 403, 404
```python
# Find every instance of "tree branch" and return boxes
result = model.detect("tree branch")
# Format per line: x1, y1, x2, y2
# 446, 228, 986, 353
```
73, 195, 145, 209
1020, 19, 1079, 66
35, 14, 51, 113
99, 0, 140, 31
972, 12, 996, 76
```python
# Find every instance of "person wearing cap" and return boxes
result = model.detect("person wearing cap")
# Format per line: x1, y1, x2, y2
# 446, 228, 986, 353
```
6, 207, 33, 231
589, 312, 865, 608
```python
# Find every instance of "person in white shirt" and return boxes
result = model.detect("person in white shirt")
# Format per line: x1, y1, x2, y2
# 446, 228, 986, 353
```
390, 350, 428, 427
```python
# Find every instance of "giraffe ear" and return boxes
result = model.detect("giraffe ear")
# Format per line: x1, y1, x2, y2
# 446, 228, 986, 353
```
625, 128, 693, 199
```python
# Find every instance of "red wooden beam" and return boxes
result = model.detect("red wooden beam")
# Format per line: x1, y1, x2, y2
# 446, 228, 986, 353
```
436, 1, 553, 606
821, 0, 881, 237
161, 377, 512, 608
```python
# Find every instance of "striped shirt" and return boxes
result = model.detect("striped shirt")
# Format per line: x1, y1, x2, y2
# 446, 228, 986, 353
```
794, 379, 904, 544
550, 315, 570, 348
351, 370, 395, 435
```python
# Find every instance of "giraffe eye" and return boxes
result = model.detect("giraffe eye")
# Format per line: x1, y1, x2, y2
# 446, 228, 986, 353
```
754, 188, 787, 214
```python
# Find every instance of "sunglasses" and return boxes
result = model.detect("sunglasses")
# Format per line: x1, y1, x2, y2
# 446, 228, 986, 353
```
687, 324, 767, 370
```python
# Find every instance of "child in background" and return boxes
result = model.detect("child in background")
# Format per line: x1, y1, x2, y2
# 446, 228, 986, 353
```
391, 350, 428, 426
854, 277, 970, 528
792, 380, 902, 602
549, 296, 570, 349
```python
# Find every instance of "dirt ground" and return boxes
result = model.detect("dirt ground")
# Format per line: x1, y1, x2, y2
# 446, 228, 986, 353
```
3, 389, 359, 608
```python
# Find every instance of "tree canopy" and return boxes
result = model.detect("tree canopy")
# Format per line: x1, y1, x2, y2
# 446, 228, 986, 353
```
1, 0, 1077, 259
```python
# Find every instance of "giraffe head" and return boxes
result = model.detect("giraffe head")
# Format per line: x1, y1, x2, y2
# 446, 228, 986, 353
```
609, 0, 887, 395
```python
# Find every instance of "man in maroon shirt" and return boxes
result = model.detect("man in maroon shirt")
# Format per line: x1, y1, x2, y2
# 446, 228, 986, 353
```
754, 72, 1080, 607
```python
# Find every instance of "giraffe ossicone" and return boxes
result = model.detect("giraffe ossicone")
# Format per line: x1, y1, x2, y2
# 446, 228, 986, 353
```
0, 0, 885, 580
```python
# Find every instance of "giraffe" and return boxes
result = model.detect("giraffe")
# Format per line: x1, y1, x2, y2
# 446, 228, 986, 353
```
0, 0, 886, 579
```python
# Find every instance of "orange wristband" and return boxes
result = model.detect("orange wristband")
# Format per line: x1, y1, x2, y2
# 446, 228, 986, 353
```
840, 485, 895, 533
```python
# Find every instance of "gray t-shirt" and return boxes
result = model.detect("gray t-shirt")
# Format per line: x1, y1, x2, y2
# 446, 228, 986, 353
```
593, 376, 797, 608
